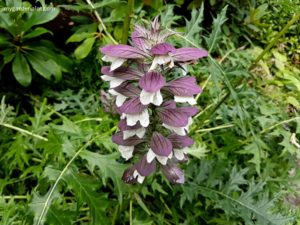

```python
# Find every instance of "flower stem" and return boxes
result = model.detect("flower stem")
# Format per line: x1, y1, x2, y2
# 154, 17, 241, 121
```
85, 0, 118, 44
122, 0, 135, 44
0, 122, 48, 141
253, 12, 300, 65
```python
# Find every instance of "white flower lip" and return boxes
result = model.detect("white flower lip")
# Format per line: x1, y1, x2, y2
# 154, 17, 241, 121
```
140, 89, 163, 106
102, 55, 126, 71
174, 96, 196, 105
122, 109, 150, 127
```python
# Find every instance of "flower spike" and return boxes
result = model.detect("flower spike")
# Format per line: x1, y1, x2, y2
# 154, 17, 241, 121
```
100, 16, 207, 184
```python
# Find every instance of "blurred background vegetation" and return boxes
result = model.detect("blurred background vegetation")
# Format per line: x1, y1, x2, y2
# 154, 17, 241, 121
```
0, 0, 300, 224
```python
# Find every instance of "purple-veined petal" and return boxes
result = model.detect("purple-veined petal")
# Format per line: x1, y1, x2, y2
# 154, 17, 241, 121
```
139, 71, 166, 92
101, 66, 142, 80
131, 31, 149, 52
168, 133, 194, 149
162, 100, 176, 109
112, 132, 143, 146
113, 82, 141, 97
151, 16, 160, 32
178, 106, 199, 117
135, 154, 156, 176
164, 76, 202, 96
150, 132, 173, 157
118, 97, 148, 114
150, 43, 176, 55
161, 163, 185, 184
100, 44, 147, 58
158, 108, 189, 127
171, 47, 208, 62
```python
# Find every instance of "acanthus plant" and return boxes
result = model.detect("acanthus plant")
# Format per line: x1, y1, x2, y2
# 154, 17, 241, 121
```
100, 17, 207, 184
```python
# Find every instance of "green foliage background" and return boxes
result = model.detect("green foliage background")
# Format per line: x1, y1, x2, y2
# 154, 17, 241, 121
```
0, 0, 300, 224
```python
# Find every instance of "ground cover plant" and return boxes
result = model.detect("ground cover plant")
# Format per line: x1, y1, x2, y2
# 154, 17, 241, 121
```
0, 0, 300, 224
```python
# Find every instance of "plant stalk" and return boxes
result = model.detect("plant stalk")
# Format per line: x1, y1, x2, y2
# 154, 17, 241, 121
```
85, 0, 118, 44
122, 0, 134, 44
0, 123, 48, 141
253, 12, 300, 65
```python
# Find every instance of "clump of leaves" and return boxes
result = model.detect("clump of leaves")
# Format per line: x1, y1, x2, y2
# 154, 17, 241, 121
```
0, 0, 72, 86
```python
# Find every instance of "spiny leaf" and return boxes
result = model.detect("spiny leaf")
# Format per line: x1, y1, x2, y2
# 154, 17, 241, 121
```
63, 169, 111, 225
205, 5, 228, 53
30, 190, 61, 225
198, 179, 293, 225
80, 150, 128, 204
184, 5, 204, 46
46, 205, 76, 225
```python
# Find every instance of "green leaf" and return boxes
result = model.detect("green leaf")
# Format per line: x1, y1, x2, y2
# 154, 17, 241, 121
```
134, 193, 151, 215
30, 191, 61, 225
186, 142, 209, 159
79, 150, 128, 204
46, 205, 75, 225
1, 48, 15, 64
0, 13, 14, 33
26, 52, 61, 81
29, 43, 73, 72
23, 27, 52, 40
66, 23, 97, 43
23, 9, 60, 33
74, 37, 96, 60
184, 5, 204, 46
159, 5, 181, 28
12, 53, 32, 86
205, 5, 228, 53
63, 169, 111, 225
0, 34, 11, 46
66, 32, 94, 43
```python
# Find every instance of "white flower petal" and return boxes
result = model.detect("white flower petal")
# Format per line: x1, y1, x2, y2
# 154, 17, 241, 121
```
124, 110, 149, 127
156, 155, 168, 165
123, 130, 136, 139
133, 170, 145, 184
137, 174, 145, 183
110, 79, 124, 88
146, 148, 156, 163
102, 55, 126, 71
149, 57, 159, 71
121, 113, 126, 119
116, 95, 127, 107
140, 89, 154, 105
109, 89, 127, 107
163, 123, 186, 136
139, 109, 149, 127
101, 75, 124, 88
180, 63, 188, 75
174, 96, 196, 105
118, 145, 134, 160
174, 149, 185, 160
152, 90, 163, 106
149, 55, 172, 71
136, 127, 146, 138
126, 114, 140, 126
